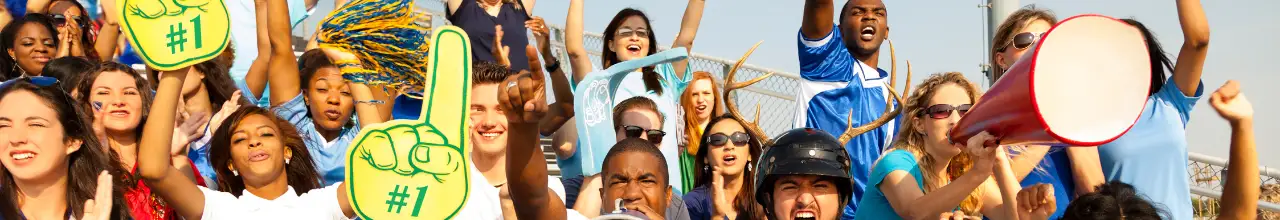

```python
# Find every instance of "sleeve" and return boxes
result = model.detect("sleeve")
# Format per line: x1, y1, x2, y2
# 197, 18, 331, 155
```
549, 177, 568, 204
868, 150, 919, 187
272, 94, 314, 129
199, 186, 238, 220
233, 81, 261, 106
300, 183, 349, 219
1154, 77, 1203, 126
446, 0, 474, 22
796, 26, 855, 82
285, 0, 315, 28
682, 190, 711, 220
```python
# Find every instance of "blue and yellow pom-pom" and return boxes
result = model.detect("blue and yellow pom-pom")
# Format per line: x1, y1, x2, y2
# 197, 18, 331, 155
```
317, 0, 431, 94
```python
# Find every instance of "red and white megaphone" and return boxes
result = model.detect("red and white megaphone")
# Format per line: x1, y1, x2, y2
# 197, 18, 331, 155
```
949, 15, 1152, 146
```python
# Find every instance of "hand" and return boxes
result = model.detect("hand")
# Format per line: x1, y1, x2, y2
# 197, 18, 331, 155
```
957, 131, 999, 175
710, 166, 737, 218
91, 102, 109, 147
938, 211, 980, 220
63, 11, 82, 56
1017, 184, 1056, 220
1209, 80, 1253, 123
80, 171, 114, 220
625, 203, 666, 220
56, 25, 72, 58
525, 16, 551, 52
499, 47, 547, 126
492, 25, 511, 68
208, 90, 244, 136
171, 98, 209, 156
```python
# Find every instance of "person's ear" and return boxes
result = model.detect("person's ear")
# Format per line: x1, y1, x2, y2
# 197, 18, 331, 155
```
606, 40, 615, 52
65, 139, 83, 155
995, 52, 1010, 70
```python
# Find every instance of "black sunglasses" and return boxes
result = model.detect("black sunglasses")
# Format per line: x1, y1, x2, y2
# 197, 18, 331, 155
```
706, 132, 750, 147
50, 14, 90, 29
622, 125, 665, 145
920, 104, 971, 119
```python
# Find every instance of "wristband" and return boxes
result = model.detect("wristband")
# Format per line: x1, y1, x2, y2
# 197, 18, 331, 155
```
544, 59, 561, 73
356, 99, 386, 105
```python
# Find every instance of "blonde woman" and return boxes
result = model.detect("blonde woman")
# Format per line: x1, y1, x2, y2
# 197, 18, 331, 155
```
854, 72, 1015, 220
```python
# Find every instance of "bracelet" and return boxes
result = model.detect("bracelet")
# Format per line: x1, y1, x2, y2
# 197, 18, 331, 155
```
544, 59, 561, 73
356, 99, 386, 105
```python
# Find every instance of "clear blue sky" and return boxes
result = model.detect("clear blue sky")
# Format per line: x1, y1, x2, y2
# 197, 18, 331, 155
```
307, 0, 1277, 167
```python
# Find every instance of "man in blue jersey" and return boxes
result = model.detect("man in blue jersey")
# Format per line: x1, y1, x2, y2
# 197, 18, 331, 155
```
796, 0, 900, 218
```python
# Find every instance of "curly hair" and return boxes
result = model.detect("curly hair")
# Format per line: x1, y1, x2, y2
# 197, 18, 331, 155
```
890, 72, 984, 214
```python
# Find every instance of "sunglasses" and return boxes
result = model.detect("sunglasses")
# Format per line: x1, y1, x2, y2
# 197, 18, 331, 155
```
1003, 32, 1044, 51
50, 14, 90, 29
707, 132, 750, 147
920, 104, 971, 119
615, 28, 649, 39
622, 125, 665, 144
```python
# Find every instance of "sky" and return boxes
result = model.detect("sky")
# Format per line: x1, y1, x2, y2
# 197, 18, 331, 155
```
302, 0, 1278, 167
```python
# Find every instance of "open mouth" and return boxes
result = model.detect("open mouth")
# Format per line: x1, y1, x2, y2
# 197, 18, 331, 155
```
860, 26, 876, 41
248, 150, 270, 162
477, 130, 504, 140
108, 109, 130, 118
10, 150, 35, 161
794, 209, 817, 220
696, 104, 707, 111
722, 155, 737, 166
626, 44, 641, 54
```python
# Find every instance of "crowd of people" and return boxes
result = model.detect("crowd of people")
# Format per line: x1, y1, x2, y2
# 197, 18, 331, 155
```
0, 0, 1267, 219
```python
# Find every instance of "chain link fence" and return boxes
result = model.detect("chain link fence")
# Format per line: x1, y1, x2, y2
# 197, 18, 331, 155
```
414, 1, 1280, 218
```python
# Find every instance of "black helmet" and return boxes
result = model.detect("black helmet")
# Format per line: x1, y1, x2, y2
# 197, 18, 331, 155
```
754, 128, 854, 218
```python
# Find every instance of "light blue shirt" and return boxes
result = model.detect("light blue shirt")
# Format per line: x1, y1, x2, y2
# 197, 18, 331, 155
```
273, 94, 361, 186
855, 149, 924, 220
1098, 78, 1202, 220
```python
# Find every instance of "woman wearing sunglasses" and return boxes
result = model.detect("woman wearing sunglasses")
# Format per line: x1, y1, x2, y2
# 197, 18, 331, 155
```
41, 0, 107, 60
854, 72, 1018, 219
684, 114, 763, 220
988, 7, 1088, 219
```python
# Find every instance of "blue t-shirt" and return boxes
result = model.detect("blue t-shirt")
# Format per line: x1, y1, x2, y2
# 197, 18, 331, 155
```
273, 94, 361, 186
1098, 78, 1202, 220
1016, 146, 1075, 220
447, 0, 531, 72
854, 149, 924, 220
794, 27, 901, 218
683, 185, 713, 220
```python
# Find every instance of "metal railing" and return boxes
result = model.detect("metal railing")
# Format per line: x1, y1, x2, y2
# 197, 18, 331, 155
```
408, 1, 1279, 218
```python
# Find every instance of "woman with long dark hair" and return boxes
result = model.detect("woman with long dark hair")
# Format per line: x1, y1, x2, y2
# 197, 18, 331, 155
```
0, 77, 131, 219
684, 114, 763, 220
556, 0, 707, 193
1093, 0, 1211, 218
136, 65, 356, 219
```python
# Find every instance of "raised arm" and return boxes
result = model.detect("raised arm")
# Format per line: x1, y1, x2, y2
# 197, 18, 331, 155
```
266, 0, 303, 107
137, 67, 208, 220
1210, 80, 1257, 220
522, 0, 536, 16
1005, 145, 1049, 181
565, 0, 592, 84
502, 49, 567, 220
668, 0, 707, 79
527, 17, 574, 135
243, 0, 272, 99
1065, 147, 1105, 195
447, 0, 463, 14
1171, 0, 1210, 96
801, 0, 835, 40
94, 0, 123, 60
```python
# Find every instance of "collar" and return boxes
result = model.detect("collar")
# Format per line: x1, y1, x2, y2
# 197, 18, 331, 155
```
239, 186, 300, 210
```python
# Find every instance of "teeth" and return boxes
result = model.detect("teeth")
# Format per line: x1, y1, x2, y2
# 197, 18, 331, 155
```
13, 153, 33, 160
481, 132, 500, 138
863, 27, 874, 32
797, 212, 815, 218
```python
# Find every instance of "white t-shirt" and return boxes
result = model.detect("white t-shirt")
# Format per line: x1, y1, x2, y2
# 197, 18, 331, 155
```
456, 163, 567, 219
198, 183, 348, 220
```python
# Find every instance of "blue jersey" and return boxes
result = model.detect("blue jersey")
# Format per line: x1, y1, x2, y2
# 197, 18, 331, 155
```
793, 27, 901, 217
